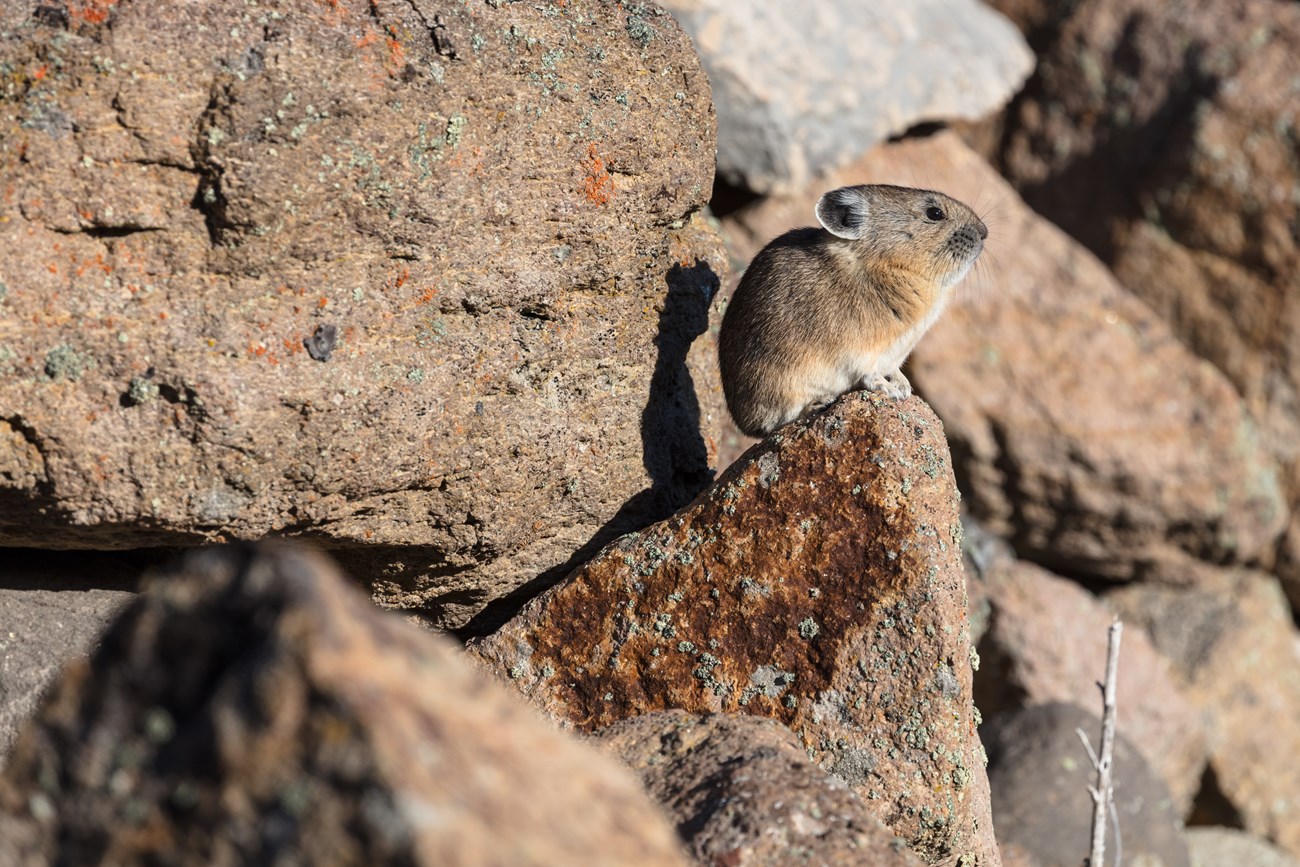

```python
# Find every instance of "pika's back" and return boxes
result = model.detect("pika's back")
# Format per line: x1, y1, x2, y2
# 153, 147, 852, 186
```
719, 184, 987, 437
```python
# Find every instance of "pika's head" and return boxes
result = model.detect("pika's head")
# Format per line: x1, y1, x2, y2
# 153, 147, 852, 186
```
814, 184, 987, 288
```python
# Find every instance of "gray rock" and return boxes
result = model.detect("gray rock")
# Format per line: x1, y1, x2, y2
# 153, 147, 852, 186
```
985, 702, 1190, 867
0, 553, 136, 764
1187, 828, 1300, 867
659, 0, 1033, 193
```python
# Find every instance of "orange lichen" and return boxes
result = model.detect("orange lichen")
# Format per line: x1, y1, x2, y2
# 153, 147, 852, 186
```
317, 295, 329, 309
583, 143, 613, 206
384, 27, 405, 76
65, 0, 118, 25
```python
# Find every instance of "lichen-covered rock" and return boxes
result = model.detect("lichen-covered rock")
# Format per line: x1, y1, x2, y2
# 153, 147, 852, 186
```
472, 394, 998, 865
985, 703, 1190, 867
0, 0, 725, 629
0, 544, 692, 867
657, 0, 1033, 194
973, 556, 1207, 814
1108, 572, 1300, 856
989, 0, 1300, 608
597, 710, 923, 867
719, 131, 1286, 585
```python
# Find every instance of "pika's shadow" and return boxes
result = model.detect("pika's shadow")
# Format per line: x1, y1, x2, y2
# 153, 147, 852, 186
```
456, 261, 719, 639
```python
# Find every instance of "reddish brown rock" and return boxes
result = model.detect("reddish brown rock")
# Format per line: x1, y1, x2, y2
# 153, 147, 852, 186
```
974, 557, 1207, 814
597, 710, 923, 867
0, 0, 725, 629
1108, 572, 1300, 856
990, 0, 1300, 606
0, 544, 691, 867
473, 394, 999, 865
720, 131, 1285, 585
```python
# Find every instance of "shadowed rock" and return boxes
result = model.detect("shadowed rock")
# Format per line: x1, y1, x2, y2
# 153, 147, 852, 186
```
598, 710, 923, 866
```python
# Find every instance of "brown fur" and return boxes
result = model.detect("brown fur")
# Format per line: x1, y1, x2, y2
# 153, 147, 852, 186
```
719, 185, 986, 437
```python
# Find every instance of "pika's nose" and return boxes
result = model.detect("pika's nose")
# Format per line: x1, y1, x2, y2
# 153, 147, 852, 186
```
976, 219, 988, 240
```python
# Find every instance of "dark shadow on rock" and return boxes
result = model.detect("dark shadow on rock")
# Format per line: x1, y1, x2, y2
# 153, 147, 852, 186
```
455, 261, 720, 640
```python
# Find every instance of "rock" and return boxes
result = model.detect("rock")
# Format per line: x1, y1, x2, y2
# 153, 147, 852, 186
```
974, 556, 1207, 814
0, 552, 137, 762
0, 544, 691, 867
1108, 572, 1300, 856
985, 703, 1190, 867
1187, 828, 1300, 867
473, 394, 999, 865
991, 0, 1300, 607
657, 0, 1033, 194
0, 0, 726, 630
597, 710, 923, 867
719, 130, 1286, 585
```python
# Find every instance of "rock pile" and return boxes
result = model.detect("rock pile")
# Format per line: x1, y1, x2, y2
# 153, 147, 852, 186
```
4, 0, 1295, 862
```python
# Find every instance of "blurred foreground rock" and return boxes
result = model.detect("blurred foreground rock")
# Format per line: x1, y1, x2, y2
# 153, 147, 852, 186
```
0, 0, 725, 629
985, 703, 1189, 867
659, 0, 1032, 194
598, 710, 921, 867
0, 545, 690, 867
1110, 572, 1300, 855
473, 394, 998, 865
720, 131, 1285, 586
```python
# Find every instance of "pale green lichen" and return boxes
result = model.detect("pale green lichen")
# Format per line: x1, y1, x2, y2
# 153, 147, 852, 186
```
44, 344, 92, 381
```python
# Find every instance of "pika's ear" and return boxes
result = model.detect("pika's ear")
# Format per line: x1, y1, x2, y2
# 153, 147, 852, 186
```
815, 186, 871, 240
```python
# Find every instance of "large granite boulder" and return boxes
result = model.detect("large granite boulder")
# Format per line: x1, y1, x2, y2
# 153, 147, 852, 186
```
473, 394, 999, 865
0, 0, 726, 629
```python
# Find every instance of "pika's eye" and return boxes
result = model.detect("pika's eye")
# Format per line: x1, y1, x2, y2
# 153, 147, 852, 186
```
925, 205, 945, 221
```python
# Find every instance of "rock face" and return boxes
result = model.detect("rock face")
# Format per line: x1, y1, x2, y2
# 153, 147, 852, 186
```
473, 394, 999, 865
989, 0, 1300, 607
973, 556, 1206, 814
597, 710, 922, 867
658, 0, 1033, 194
1108, 572, 1300, 856
0, 544, 691, 867
985, 703, 1190, 867
0, 0, 726, 629
720, 131, 1286, 585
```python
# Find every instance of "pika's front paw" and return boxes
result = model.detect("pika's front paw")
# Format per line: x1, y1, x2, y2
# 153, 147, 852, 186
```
860, 370, 912, 400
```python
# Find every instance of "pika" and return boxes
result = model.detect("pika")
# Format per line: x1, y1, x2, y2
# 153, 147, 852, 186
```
718, 184, 987, 437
